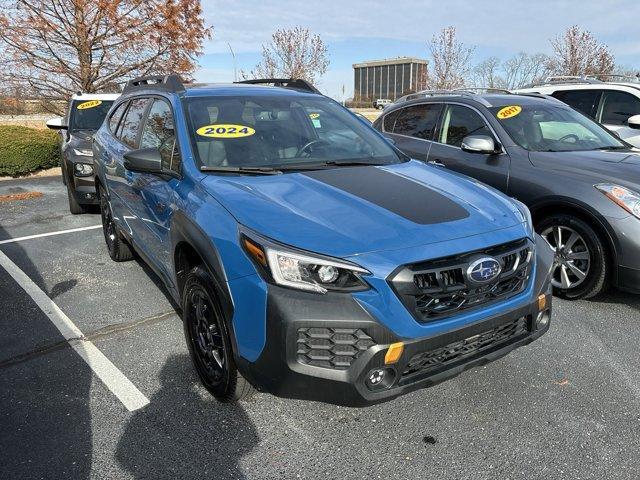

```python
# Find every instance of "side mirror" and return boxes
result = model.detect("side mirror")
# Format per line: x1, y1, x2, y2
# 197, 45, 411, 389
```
628, 115, 640, 130
461, 135, 498, 154
123, 148, 163, 174
46, 117, 67, 130
383, 135, 396, 146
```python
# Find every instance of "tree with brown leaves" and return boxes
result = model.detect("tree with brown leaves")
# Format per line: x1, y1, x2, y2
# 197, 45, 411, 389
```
549, 25, 615, 77
428, 26, 474, 90
245, 27, 329, 85
0, 0, 212, 110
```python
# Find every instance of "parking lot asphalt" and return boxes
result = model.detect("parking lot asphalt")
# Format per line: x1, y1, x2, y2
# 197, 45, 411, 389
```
1, 175, 639, 480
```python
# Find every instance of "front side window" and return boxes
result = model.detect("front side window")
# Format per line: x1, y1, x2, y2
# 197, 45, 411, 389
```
491, 103, 626, 152
551, 90, 602, 119
439, 105, 493, 147
600, 91, 640, 126
69, 99, 115, 131
186, 95, 401, 168
119, 98, 149, 148
392, 104, 441, 140
140, 99, 180, 174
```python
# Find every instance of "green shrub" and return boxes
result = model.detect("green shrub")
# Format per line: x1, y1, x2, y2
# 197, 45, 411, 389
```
0, 125, 61, 177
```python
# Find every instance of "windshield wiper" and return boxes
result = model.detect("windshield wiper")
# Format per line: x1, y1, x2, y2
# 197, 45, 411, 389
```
277, 160, 389, 171
595, 145, 628, 151
200, 166, 282, 175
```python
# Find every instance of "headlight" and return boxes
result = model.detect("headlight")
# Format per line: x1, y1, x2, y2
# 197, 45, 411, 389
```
73, 163, 94, 176
73, 148, 93, 157
241, 233, 370, 294
512, 198, 534, 237
595, 184, 640, 219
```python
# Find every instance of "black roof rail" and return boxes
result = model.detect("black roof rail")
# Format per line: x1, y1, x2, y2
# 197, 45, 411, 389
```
122, 74, 185, 94
235, 78, 321, 94
455, 87, 513, 94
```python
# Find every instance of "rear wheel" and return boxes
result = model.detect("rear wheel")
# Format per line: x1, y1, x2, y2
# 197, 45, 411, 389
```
182, 266, 255, 402
99, 186, 134, 262
537, 214, 608, 299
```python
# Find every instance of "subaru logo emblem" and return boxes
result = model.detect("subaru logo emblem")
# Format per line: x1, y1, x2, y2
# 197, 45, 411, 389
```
467, 257, 502, 283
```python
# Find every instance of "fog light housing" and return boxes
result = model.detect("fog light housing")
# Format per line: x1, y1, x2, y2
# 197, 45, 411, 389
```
74, 163, 93, 177
365, 367, 396, 390
536, 310, 550, 329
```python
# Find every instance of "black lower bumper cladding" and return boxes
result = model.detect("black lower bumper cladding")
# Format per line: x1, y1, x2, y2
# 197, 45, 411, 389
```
237, 236, 554, 407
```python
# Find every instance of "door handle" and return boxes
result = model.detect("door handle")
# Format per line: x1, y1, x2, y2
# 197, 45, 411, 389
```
427, 160, 445, 167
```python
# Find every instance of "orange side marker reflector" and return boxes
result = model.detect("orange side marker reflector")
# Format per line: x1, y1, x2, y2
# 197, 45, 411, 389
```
243, 238, 267, 266
538, 294, 547, 311
385, 342, 404, 365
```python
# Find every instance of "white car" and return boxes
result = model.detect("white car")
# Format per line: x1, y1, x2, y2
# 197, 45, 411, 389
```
517, 76, 640, 147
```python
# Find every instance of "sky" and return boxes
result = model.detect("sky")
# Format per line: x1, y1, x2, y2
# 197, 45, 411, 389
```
195, 0, 640, 100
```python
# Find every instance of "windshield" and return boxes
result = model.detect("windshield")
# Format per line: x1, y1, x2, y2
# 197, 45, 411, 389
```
490, 103, 627, 152
185, 95, 401, 169
69, 100, 115, 131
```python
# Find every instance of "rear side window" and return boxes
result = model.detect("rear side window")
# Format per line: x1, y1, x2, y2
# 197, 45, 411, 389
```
109, 102, 128, 133
600, 91, 640, 126
140, 99, 180, 174
119, 98, 149, 148
382, 109, 400, 132
392, 104, 441, 139
439, 105, 493, 147
552, 90, 602, 119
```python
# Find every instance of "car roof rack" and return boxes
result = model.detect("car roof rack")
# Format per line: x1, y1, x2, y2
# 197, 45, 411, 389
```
455, 87, 513, 95
523, 75, 603, 88
122, 74, 185, 94
235, 78, 321, 94
396, 89, 496, 107
586, 74, 640, 84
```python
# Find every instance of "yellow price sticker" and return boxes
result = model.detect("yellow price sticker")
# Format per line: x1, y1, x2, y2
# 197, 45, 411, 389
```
196, 124, 255, 138
77, 100, 103, 110
496, 105, 522, 120
309, 113, 320, 119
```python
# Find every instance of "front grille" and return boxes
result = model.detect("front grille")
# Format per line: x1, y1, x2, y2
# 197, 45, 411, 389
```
390, 239, 533, 322
402, 316, 529, 379
297, 327, 375, 370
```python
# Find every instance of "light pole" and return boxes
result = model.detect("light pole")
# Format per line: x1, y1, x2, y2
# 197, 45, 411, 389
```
227, 43, 237, 82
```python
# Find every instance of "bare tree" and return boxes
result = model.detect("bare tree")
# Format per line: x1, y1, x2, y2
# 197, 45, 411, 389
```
244, 27, 329, 84
549, 25, 615, 77
472, 57, 504, 88
503, 52, 553, 88
427, 26, 474, 89
0, 0, 212, 112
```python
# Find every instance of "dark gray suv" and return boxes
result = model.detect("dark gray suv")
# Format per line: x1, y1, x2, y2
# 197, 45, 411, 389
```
374, 91, 640, 299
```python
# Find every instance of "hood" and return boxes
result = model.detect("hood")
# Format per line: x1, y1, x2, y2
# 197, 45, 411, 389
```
68, 131, 94, 151
528, 149, 640, 186
201, 161, 526, 258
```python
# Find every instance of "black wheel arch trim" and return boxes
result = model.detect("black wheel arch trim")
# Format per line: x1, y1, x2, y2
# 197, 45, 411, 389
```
169, 211, 241, 359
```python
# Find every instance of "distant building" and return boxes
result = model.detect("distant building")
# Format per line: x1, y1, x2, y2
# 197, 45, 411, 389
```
353, 57, 428, 104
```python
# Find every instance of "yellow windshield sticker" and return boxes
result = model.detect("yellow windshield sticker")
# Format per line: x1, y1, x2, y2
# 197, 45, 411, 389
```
77, 100, 103, 110
497, 105, 522, 120
309, 113, 320, 119
196, 124, 255, 138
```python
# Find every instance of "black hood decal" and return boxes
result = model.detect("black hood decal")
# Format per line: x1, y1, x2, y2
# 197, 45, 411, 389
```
303, 166, 470, 225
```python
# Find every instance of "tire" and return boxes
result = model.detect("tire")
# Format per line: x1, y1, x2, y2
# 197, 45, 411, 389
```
536, 214, 608, 300
67, 183, 87, 215
99, 186, 134, 262
182, 266, 255, 402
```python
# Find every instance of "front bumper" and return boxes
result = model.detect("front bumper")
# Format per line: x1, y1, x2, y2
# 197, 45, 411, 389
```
64, 157, 98, 205
606, 215, 640, 293
237, 241, 554, 407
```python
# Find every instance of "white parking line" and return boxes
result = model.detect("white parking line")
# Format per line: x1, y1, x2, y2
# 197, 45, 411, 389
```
0, 249, 150, 411
0, 225, 102, 245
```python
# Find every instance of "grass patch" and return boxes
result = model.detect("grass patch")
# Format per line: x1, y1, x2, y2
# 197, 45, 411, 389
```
0, 126, 61, 177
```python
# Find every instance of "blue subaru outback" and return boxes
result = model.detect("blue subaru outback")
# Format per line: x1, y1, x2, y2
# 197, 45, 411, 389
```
93, 75, 554, 406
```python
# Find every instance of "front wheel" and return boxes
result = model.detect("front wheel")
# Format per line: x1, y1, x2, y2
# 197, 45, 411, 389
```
537, 214, 608, 300
182, 266, 255, 402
